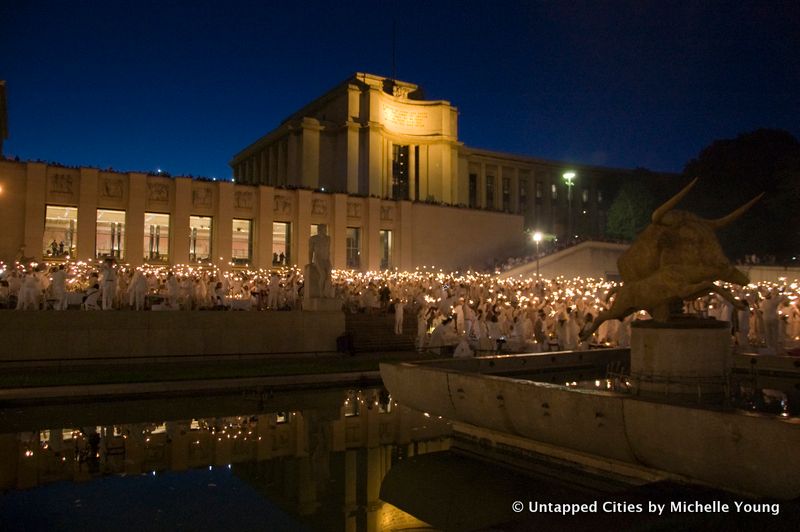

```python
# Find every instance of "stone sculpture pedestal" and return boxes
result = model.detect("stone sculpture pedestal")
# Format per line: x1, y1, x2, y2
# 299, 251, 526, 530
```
304, 296, 342, 312
630, 318, 730, 403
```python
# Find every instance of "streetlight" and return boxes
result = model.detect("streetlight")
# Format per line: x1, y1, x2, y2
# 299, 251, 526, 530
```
563, 171, 576, 240
533, 231, 542, 279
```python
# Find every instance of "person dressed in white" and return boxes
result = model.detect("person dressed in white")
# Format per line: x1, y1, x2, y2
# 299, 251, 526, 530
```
16, 272, 41, 310
129, 269, 148, 310
100, 258, 117, 310
394, 299, 405, 335
166, 272, 180, 309
267, 274, 281, 310
761, 289, 788, 355
50, 265, 68, 310
84, 283, 101, 310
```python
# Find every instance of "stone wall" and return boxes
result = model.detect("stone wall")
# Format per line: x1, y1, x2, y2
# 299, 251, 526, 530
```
0, 310, 344, 362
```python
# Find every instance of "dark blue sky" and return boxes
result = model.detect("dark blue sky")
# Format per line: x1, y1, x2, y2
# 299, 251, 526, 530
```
2, 0, 798, 178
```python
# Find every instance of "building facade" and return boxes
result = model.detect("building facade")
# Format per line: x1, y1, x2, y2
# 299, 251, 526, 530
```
0, 73, 658, 270
231, 72, 636, 240
0, 159, 522, 270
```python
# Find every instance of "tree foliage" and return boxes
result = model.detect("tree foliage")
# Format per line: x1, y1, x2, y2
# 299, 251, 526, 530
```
606, 180, 655, 241
682, 129, 800, 260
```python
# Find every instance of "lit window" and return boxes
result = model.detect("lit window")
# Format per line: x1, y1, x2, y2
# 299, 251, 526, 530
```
232, 219, 252, 265
43, 206, 78, 258
272, 222, 291, 265
189, 216, 213, 263
346, 227, 361, 269
144, 212, 170, 263
96, 209, 125, 260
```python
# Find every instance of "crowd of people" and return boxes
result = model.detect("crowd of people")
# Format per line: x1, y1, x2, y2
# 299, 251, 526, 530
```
1, 258, 799, 356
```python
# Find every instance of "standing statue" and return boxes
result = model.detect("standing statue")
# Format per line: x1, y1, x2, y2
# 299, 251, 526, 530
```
580, 178, 763, 340
306, 224, 332, 299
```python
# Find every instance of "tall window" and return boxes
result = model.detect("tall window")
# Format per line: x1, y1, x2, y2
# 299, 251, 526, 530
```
502, 177, 511, 212
597, 190, 604, 204
96, 209, 125, 259
272, 222, 291, 265
43, 206, 77, 258
486, 175, 495, 210
144, 213, 169, 262
551, 183, 558, 201
189, 216, 213, 263
232, 219, 252, 266
379, 230, 393, 270
346, 227, 361, 269
468, 173, 478, 208
392, 144, 410, 200
582, 188, 590, 204
519, 178, 528, 215
535, 180, 543, 204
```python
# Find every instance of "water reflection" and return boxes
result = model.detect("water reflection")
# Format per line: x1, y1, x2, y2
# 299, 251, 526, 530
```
2, 368, 799, 531
0, 387, 449, 531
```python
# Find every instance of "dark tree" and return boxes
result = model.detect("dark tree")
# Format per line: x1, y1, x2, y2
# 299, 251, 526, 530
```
683, 129, 800, 261
605, 180, 655, 241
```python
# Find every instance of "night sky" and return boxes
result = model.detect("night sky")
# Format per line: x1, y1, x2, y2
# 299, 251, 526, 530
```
2, 0, 798, 179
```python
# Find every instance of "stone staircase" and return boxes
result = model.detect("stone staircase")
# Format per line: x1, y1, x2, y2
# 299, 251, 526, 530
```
344, 310, 417, 353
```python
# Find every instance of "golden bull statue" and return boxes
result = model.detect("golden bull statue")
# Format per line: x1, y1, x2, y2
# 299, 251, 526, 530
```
580, 178, 763, 341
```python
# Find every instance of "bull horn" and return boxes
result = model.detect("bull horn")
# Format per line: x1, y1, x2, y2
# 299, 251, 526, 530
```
652, 178, 698, 223
707, 192, 765, 229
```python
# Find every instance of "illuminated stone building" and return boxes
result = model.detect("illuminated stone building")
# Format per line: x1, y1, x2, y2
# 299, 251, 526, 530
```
0, 73, 654, 269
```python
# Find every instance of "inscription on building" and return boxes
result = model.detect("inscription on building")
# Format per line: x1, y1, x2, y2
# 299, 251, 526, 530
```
49, 174, 73, 194
234, 191, 254, 209
274, 195, 292, 214
347, 202, 361, 218
193, 188, 212, 208
381, 103, 430, 133
311, 199, 327, 216
147, 183, 169, 202
100, 178, 123, 199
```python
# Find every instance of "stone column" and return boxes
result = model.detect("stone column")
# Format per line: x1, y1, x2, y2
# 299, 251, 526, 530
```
398, 200, 413, 270
215, 181, 233, 268
23, 163, 46, 259
511, 167, 520, 214
77, 167, 99, 260
287, 129, 300, 187
172, 178, 192, 264
301, 118, 321, 189
478, 161, 486, 209
346, 121, 360, 194
365, 197, 380, 270
256, 186, 274, 269
269, 144, 278, 186
126, 172, 147, 266
408, 145, 416, 201
332, 193, 348, 269
296, 189, 312, 268
277, 139, 287, 186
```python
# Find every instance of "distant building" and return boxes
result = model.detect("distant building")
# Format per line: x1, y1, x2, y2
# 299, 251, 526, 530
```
232, 73, 660, 240
0, 73, 671, 269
